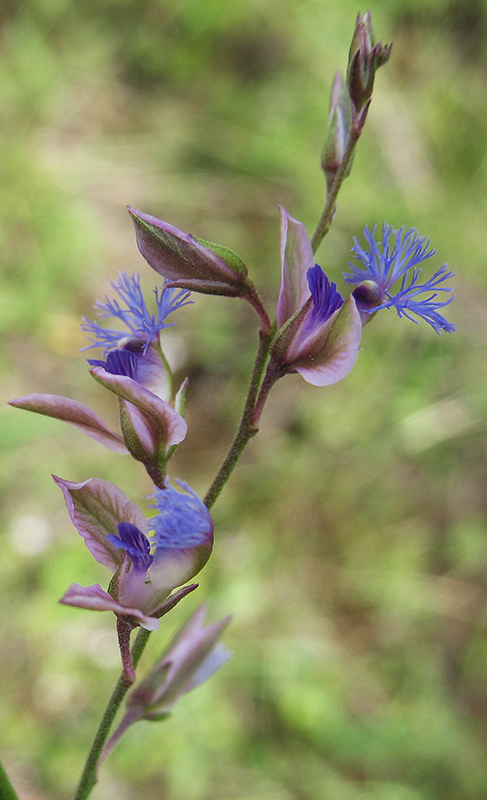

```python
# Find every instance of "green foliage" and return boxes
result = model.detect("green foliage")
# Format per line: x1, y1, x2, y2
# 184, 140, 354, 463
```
2, 1, 487, 799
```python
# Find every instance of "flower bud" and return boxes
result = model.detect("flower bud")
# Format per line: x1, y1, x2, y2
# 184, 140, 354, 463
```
321, 71, 352, 194
128, 207, 250, 298
128, 605, 231, 718
99, 606, 231, 755
346, 12, 392, 118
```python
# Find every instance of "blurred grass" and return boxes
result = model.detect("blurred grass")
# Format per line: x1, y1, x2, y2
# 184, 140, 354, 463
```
2, 0, 487, 798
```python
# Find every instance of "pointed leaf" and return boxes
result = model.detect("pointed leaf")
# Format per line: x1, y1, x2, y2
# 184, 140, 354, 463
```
9, 394, 128, 453
53, 476, 148, 570
174, 378, 189, 418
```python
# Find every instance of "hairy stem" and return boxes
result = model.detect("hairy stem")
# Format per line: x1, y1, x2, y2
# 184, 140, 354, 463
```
311, 124, 361, 254
73, 627, 151, 800
250, 361, 286, 429
244, 282, 272, 332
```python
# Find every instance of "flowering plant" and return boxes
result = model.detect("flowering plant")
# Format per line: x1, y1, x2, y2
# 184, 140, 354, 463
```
3, 12, 455, 800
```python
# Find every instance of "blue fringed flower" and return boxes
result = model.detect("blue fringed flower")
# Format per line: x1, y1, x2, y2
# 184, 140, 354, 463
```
82, 272, 192, 356
343, 224, 456, 333
104, 481, 212, 579
149, 481, 213, 550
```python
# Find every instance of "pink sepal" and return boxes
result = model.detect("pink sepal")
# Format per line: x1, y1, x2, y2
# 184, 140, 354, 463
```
60, 583, 160, 630
53, 475, 148, 571
277, 207, 315, 328
9, 393, 128, 453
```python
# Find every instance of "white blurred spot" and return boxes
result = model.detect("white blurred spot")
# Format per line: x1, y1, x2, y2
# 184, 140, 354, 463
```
400, 398, 471, 452
9, 514, 52, 555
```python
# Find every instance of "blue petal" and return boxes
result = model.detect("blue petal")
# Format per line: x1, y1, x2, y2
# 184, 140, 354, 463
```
88, 350, 140, 380
149, 481, 213, 550
368, 265, 456, 333
107, 522, 153, 571
306, 265, 344, 327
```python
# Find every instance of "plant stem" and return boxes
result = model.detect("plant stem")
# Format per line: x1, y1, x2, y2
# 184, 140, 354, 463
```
244, 282, 272, 332
116, 618, 137, 685
73, 627, 151, 800
0, 759, 20, 800
311, 125, 361, 254
204, 325, 274, 510
250, 360, 286, 429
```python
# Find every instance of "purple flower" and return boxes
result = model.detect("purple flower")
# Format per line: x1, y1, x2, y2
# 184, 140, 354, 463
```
99, 606, 231, 756
57, 477, 213, 633
127, 605, 231, 718
80, 273, 192, 477
9, 278, 190, 467
344, 224, 456, 333
82, 272, 191, 400
271, 207, 362, 386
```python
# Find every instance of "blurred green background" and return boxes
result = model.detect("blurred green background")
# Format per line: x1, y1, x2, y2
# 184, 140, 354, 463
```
1, 0, 486, 798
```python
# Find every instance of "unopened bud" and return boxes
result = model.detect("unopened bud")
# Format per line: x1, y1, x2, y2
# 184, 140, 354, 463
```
346, 12, 392, 116
321, 71, 352, 193
128, 605, 231, 718
128, 207, 250, 298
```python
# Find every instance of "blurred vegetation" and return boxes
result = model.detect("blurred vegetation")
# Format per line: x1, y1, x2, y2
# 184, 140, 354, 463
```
1, 0, 487, 798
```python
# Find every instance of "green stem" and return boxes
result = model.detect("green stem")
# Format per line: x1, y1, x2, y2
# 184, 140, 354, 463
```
0, 758, 20, 800
250, 360, 286, 430
156, 342, 174, 399
204, 325, 274, 510
310, 125, 361, 254
73, 627, 151, 800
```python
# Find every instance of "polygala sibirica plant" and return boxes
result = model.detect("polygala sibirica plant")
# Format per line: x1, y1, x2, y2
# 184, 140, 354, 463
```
4, 12, 455, 800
